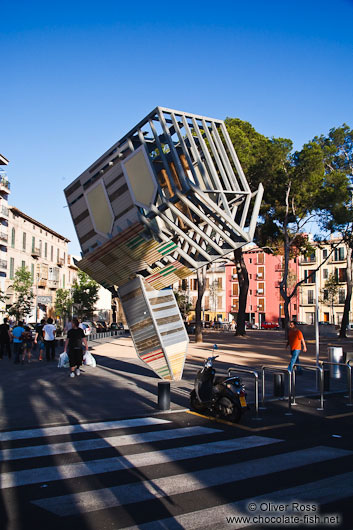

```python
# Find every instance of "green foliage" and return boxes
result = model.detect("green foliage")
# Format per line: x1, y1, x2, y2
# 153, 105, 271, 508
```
72, 270, 99, 319
55, 288, 73, 322
8, 267, 34, 320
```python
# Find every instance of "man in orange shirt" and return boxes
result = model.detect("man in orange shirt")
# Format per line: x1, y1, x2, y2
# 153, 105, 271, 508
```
287, 320, 307, 373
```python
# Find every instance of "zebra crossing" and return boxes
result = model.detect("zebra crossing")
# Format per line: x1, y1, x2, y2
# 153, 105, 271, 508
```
1, 415, 353, 529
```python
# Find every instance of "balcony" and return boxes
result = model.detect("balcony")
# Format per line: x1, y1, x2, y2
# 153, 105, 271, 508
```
0, 205, 9, 219
38, 280, 47, 288
0, 259, 7, 269
31, 247, 40, 258
48, 279, 59, 289
256, 273, 264, 280
300, 256, 316, 265
0, 176, 10, 191
256, 289, 264, 296
0, 231, 8, 243
57, 258, 65, 267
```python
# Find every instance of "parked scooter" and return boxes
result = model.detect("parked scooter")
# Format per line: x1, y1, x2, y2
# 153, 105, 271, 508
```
190, 348, 248, 423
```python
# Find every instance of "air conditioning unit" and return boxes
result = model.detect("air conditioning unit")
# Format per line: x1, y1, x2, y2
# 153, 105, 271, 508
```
257, 289, 264, 294
231, 274, 237, 279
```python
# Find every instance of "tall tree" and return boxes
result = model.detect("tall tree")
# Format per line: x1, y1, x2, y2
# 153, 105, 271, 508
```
72, 270, 99, 320
226, 117, 333, 331
55, 288, 73, 324
313, 124, 353, 336
8, 267, 34, 320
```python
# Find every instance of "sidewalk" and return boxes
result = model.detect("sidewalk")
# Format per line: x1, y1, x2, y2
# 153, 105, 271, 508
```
0, 329, 351, 432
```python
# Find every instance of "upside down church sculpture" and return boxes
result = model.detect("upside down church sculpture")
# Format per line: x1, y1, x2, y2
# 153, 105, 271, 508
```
64, 107, 263, 380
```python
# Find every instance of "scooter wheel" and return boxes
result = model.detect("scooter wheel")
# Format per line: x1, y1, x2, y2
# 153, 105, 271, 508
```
190, 390, 208, 413
216, 395, 242, 423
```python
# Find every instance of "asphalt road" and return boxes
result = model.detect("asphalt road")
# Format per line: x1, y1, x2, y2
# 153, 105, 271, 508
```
0, 334, 352, 529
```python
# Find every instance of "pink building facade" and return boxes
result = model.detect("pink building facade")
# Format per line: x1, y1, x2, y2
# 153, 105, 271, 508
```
225, 247, 299, 327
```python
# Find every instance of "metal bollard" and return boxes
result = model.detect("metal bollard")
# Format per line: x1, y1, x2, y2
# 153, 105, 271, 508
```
158, 381, 170, 410
273, 373, 284, 397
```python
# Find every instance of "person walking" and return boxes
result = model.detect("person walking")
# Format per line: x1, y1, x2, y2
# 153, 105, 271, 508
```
12, 320, 26, 365
21, 325, 34, 363
43, 317, 56, 361
287, 320, 307, 373
34, 319, 46, 361
0, 317, 12, 360
63, 318, 88, 378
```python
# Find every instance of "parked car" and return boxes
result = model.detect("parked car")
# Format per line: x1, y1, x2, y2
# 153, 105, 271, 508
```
245, 321, 258, 329
109, 322, 124, 331
95, 322, 106, 332
261, 322, 280, 329
81, 321, 98, 335
96, 320, 108, 331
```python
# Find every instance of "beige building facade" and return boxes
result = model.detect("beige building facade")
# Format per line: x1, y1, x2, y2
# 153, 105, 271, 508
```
298, 238, 350, 325
5, 207, 78, 322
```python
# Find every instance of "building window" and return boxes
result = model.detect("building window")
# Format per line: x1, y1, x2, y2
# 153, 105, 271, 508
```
217, 278, 222, 289
45, 242, 47, 258
308, 290, 314, 304
304, 270, 316, 284
323, 268, 328, 279
217, 296, 223, 308
62, 274, 65, 288
21, 260, 25, 269
336, 268, 347, 283
31, 263, 34, 282
57, 248, 60, 262
323, 289, 328, 301
231, 299, 239, 312
257, 282, 264, 295
323, 249, 328, 259
339, 289, 346, 304
22, 232, 26, 251
10, 257, 14, 279
257, 253, 264, 265
334, 247, 345, 261
232, 283, 239, 296
32, 236, 35, 253
39, 240, 42, 257
258, 298, 265, 312
11, 228, 15, 248
190, 278, 198, 290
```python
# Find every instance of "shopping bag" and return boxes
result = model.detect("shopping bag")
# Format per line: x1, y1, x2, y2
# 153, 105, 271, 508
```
83, 351, 96, 367
58, 351, 69, 368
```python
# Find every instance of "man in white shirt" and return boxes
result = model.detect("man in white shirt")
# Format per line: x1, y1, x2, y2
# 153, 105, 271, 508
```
43, 317, 56, 361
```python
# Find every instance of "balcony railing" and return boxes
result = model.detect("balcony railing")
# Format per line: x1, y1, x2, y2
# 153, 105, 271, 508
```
57, 258, 65, 267
0, 206, 9, 218
300, 257, 316, 264
31, 247, 40, 258
0, 259, 7, 269
0, 231, 8, 242
48, 279, 59, 289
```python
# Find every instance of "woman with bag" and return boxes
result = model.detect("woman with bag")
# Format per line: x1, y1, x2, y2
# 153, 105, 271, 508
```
63, 318, 88, 378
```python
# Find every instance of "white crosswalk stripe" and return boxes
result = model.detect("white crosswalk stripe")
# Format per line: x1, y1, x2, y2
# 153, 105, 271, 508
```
1, 416, 352, 529
32, 446, 351, 516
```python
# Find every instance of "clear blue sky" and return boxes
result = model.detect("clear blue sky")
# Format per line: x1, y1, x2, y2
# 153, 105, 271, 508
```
1, 0, 352, 256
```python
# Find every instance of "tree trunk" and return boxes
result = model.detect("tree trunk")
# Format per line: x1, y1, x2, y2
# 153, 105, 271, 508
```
195, 266, 207, 343
339, 245, 352, 338
234, 248, 249, 336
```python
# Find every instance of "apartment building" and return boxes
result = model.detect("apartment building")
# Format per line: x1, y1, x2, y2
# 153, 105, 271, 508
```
226, 247, 299, 327
298, 238, 349, 325
5, 207, 78, 322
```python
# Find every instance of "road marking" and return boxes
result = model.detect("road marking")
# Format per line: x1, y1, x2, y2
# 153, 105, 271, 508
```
0, 436, 281, 489
32, 446, 352, 516
0, 426, 221, 462
0, 417, 170, 442
187, 411, 294, 431
119, 470, 353, 529
326, 411, 353, 419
